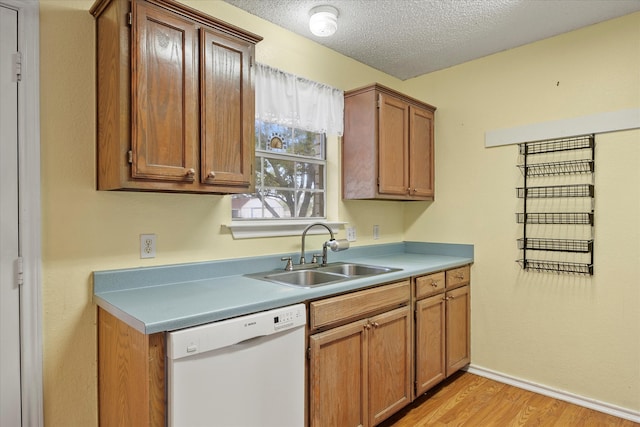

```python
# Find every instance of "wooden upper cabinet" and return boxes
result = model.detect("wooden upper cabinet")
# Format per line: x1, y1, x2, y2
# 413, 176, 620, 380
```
409, 104, 435, 198
343, 83, 436, 201
200, 27, 253, 188
132, 1, 198, 183
90, 0, 261, 193
378, 93, 409, 196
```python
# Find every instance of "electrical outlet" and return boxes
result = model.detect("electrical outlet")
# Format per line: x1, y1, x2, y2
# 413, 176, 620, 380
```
373, 225, 380, 240
140, 234, 156, 259
346, 227, 357, 242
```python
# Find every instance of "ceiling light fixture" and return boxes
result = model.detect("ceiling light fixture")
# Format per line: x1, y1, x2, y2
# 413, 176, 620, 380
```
309, 5, 339, 37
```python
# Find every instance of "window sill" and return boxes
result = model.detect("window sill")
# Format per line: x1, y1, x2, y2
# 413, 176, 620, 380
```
225, 220, 346, 239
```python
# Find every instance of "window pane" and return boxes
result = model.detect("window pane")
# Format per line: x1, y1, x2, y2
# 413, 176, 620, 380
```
289, 129, 324, 159
256, 121, 324, 160
295, 162, 324, 190
261, 157, 295, 188
257, 121, 290, 153
296, 191, 325, 218
231, 194, 291, 219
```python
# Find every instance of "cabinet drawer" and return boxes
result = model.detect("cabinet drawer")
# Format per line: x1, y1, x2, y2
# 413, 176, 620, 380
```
415, 271, 445, 299
310, 281, 410, 330
445, 265, 470, 289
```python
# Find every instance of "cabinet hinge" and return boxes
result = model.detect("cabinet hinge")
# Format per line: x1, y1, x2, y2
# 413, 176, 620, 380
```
127, 12, 132, 26
127, 150, 133, 164
377, 94, 381, 109
16, 257, 24, 287
249, 55, 254, 67
307, 347, 311, 360
13, 52, 22, 82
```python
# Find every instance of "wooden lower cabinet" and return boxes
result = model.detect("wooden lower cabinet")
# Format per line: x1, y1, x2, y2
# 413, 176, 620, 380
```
98, 308, 166, 427
368, 307, 412, 425
414, 266, 471, 397
445, 284, 471, 375
415, 294, 446, 395
309, 318, 368, 427
308, 281, 412, 427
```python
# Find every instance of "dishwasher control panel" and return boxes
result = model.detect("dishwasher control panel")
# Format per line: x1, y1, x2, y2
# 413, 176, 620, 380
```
273, 305, 305, 331
168, 304, 306, 360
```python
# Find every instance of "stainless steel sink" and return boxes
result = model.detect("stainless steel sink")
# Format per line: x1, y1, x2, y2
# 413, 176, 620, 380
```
317, 263, 398, 277
246, 262, 401, 288
260, 270, 346, 288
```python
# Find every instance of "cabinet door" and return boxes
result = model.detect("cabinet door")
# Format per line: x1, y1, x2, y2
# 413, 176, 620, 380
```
368, 306, 411, 426
200, 27, 254, 190
446, 284, 471, 376
131, 1, 198, 182
309, 320, 368, 427
415, 294, 446, 395
378, 93, 409, 196
408, 105, 434, 199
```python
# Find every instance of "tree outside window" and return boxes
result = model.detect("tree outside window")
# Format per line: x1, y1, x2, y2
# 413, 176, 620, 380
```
232, 121, 326, 220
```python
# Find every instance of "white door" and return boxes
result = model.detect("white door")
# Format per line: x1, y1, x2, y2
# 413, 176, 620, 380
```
0, 4, 22, 426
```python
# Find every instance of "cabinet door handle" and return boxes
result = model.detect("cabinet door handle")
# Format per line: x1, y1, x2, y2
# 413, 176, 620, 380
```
185, 168, 195, 177
364, 322, 371, 330
372, 322, 380, 328
431, 280, 438, 287
208, 171, 216, 179
455, 273, 464, 279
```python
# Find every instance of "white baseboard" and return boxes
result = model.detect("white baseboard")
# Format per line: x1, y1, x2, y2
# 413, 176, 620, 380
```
465, 364, 640, 423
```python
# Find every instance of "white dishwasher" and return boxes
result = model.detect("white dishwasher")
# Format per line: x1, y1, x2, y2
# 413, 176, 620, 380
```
167, 303, 306, 427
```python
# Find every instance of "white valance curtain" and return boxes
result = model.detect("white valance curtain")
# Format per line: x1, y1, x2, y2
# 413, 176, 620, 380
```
254, 63, 344, 136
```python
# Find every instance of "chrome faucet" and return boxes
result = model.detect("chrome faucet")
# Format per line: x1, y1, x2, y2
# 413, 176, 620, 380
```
300, 222, 349, 266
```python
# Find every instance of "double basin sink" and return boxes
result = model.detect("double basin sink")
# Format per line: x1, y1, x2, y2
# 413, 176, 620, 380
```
247, 262, 402, 288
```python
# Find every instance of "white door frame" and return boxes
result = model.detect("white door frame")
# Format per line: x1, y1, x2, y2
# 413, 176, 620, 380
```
0, 0, 42, 425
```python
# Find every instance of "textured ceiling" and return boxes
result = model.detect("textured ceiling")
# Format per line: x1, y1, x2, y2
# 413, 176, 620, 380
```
223, 0, 640, 80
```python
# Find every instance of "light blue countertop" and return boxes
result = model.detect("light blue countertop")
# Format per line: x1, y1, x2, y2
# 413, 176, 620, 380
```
93, 242, 473, 334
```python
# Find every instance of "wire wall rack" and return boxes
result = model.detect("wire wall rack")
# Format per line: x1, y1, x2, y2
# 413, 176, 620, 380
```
516, 134, 595, 275
516, 212, 594, 225
516, 184, 593, 199
518, 134, 594, 155
518, 159, 594, 177
517, 238, 593, 253
516, 260, 593, 275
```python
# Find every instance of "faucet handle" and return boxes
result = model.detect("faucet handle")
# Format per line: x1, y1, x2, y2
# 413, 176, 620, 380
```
281, 257, 293, 271
311, 253, 323, 264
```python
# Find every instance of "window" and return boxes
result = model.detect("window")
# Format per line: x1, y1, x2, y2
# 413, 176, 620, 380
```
231, 63, 343, 225
232, 122, 326, 219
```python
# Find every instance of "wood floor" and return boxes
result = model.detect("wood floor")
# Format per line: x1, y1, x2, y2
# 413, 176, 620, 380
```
379, 371, 639, 427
